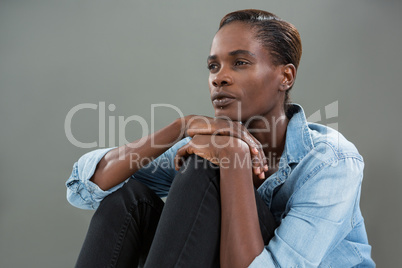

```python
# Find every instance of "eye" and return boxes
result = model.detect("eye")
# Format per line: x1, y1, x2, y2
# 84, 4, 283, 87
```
207, 63, 219, 72
234, 60, 249, 66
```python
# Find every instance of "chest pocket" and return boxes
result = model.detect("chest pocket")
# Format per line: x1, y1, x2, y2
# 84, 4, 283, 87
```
318, 240, 363, 268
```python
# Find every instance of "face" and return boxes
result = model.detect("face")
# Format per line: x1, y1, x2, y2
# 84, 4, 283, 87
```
208, 22, 286, 123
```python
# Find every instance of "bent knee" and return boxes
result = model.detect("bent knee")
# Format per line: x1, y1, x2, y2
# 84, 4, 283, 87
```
181, 154, 219, 173
99, 179, 162, 212
175, 155, 220, 187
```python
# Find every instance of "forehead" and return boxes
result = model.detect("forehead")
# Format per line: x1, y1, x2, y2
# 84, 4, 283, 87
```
210, 22, 264, 57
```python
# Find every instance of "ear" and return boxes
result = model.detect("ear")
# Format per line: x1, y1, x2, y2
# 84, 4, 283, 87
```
279, 64, 297, 92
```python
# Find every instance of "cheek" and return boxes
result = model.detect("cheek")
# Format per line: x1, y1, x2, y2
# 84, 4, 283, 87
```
246, 78, 268, 98
240, 83, 265, 112
241, 76, 278, 107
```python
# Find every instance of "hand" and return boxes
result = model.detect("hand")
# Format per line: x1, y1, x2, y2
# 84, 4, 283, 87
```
182, 115, 267, 179
174, 134, 250, 171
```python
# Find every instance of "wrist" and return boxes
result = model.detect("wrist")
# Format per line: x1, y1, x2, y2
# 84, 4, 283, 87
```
219, 146, 253, 185
219, 142, 251, 169
220, 138, 249, 156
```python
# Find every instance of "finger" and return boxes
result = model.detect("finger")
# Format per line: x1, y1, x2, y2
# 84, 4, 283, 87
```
174, 156, 183, 171
241, 130, 266, 176
186, 117, 219, 137
186, 128, 210, 137
240, 136, 262, 175
251, 155, 261, 175
260, 145, 268, 168
255, 141, 267, 173
188, 125, 231, 138
175, 145, 189, 170
250, 140, 265, 175
264, 164, 268, 172
258, 147, 266, 172
241, 132, 263, 175
253, 144, 266, 177
260, 153, 268, 175
174, 153, 182, 171
243, 134, 259, 155
245, 138, 262, 168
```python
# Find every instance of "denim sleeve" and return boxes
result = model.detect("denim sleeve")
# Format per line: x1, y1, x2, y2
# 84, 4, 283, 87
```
66, 147, 121, 210
66, 137, 191, 210
249, 157, 364, 267
248, 249, 278, 267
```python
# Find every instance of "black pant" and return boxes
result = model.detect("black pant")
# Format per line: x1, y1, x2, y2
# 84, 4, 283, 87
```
75, 155, 277, 268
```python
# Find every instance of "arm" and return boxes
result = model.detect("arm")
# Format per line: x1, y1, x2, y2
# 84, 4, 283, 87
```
219, 144, 265, 267
67, 115, 266, 210
91, 118, 186, 190
93, 115, 268, 191
175, 136, 265, 267
66, 118, 189, 210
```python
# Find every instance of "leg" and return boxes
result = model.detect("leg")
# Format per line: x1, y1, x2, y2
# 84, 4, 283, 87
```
255, 189, 277, 246
145, 155, 221, 268
75, 180, 164, 268
144, 155, 277, 267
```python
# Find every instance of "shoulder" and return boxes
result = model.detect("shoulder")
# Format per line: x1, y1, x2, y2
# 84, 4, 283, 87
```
289, 123, 365, 196
285, 123, 365, 210
307, 123, 363, 164
284, 104, 363, 166
282, 104, 364, 188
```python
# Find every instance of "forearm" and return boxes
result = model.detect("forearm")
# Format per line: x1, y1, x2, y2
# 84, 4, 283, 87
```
91, 118, 186, 190
219, 151, 264, 268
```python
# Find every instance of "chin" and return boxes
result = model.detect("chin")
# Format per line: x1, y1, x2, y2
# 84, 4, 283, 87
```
214, 108, 244, 122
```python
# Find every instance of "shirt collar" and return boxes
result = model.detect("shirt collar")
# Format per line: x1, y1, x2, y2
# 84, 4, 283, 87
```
281, 103, 314, 165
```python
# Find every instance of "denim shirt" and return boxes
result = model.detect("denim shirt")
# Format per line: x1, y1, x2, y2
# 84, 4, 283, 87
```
66, 104, 374, 267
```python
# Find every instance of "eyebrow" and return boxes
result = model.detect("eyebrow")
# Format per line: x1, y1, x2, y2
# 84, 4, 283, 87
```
207, 49, 256, 61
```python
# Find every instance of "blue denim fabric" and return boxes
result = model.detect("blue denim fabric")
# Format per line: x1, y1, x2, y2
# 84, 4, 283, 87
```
66, 137, 191, 210
66, 104, 374, 267
249, 105, 375, 267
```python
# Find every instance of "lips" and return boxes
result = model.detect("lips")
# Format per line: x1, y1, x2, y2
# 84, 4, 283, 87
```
213, 97, 236, 107
211, 91, 236, 108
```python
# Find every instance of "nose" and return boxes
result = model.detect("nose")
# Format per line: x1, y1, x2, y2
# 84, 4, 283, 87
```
211, 68, 233, 87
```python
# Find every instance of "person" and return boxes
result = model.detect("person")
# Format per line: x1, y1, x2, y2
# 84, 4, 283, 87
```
66, 9, 375, 267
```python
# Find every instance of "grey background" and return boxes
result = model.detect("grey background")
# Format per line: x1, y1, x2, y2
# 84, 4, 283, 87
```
0, 0, 400, 267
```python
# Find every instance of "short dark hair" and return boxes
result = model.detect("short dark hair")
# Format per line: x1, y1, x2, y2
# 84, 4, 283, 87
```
219, 9, 302, 116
